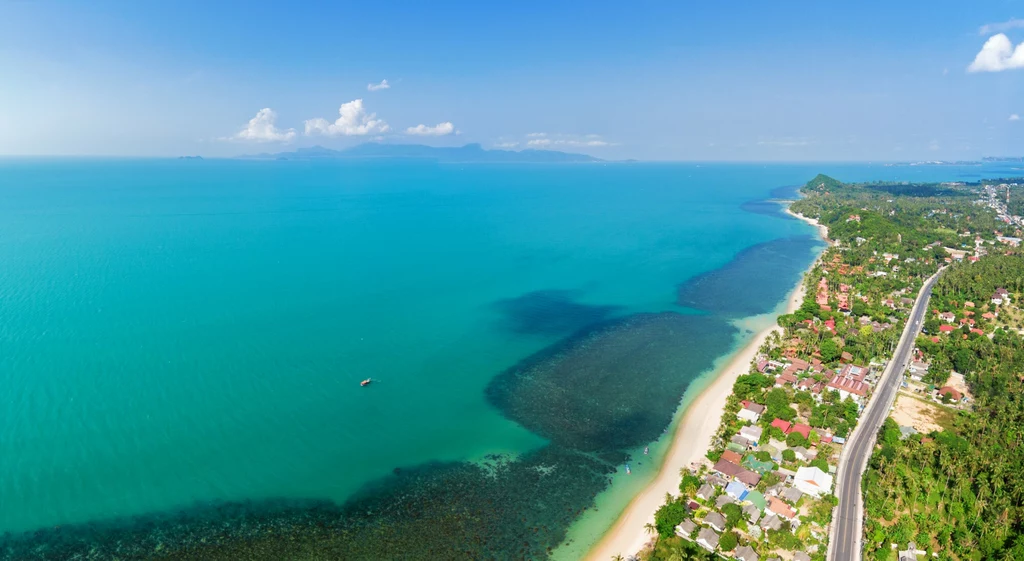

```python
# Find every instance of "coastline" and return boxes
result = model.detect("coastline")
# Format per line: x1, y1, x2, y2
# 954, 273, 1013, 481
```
585, 207, 828, 561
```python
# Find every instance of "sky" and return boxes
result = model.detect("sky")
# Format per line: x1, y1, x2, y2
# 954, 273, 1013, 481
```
1, 1, 1024, 160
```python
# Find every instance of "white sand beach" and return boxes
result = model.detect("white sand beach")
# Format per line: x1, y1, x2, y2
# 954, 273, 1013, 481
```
585, 209, 826, 561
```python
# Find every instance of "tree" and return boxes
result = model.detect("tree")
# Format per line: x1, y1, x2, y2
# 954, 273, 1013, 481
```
722, 503, 743, 528
719, 531, 739, 551
653, 501, 687, 537
782, 449, 797, 462
786, 431, 808, 448
820, 339, 841, 362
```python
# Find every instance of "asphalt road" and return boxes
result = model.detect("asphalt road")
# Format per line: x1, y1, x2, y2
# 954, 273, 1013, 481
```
828, 270, 942, 561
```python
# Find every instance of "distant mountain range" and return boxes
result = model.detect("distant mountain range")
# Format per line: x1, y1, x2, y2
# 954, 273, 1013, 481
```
236, 143, 603, 163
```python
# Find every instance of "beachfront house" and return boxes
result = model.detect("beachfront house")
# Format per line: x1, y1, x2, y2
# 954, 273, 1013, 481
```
716, 494, 736, 509
739, 425, 763, 445
705, 512, 727, 533
696, 527, 720, 551
737, 400, 765, 423
794, 466, 833, 498
734, 545, 759, 561
675, 519, 697, 539
696, 483, 714, 501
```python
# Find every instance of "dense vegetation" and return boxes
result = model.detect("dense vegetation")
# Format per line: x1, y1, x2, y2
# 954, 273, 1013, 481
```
862, 255, 1024, 560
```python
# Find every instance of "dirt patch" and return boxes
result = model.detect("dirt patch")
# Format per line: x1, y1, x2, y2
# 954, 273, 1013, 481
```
890, 394, 944, 434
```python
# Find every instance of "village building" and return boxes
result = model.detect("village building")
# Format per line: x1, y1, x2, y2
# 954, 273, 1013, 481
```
675, 519, 697, 538
794, 466, 834, 497
696, 527, 720, 551
734, 545, 759, 561
705, 512, 727, 533
768, 496, 797, 520
737, 400, 765, 422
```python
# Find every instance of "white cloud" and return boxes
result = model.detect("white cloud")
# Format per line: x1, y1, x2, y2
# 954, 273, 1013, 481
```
305, 99, 390, 136
526, 132, 547, 138
1012, 114, 1021, 121
494, 142, 519, 148
968, 34, 1024, 72
230, 108, 296, 142
367, 79, 390, 92
405, 122, 456, 136
980, 18, 1024, 35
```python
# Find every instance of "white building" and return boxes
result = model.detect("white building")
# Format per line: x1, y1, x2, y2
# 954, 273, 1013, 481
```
793, 466, 834, 498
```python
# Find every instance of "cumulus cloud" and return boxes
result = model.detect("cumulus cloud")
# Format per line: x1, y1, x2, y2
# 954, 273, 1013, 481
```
367, 79, 390, 92
980, 19, 1024, 35
405, 122, 456, 136
968, 34, 1024, 72
305, 99, 390, 136
231, 108, 296, 142
1012, 114, 1021, 121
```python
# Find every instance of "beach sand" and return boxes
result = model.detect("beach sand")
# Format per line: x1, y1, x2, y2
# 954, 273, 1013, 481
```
585, 209, 828, 561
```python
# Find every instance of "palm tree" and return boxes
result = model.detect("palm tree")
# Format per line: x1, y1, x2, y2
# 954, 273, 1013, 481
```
611, 555, 624, 561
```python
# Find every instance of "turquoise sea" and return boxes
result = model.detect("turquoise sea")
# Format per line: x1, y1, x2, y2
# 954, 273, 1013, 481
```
0, 160, 1015, 559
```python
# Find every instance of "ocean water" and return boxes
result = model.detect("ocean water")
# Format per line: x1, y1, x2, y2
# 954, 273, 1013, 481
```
0, 159, 1012, 559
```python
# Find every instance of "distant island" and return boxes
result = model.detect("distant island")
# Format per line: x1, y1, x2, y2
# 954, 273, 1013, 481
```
178, 155, 204, 160
236, 143, 602, 163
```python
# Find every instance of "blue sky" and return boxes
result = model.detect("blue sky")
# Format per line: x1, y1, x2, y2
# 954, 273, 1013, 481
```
2, 1, 1023, 160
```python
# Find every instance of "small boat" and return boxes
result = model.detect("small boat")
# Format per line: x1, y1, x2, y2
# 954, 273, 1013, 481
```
644, 446, 649, 455
360, 378, 372, 387
625, 464, 631, 475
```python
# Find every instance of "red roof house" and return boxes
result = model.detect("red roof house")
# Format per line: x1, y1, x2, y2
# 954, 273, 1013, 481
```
771, 419, 792, 433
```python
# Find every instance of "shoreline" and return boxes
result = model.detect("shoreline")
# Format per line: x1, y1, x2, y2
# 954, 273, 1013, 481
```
585, 208, 826, 561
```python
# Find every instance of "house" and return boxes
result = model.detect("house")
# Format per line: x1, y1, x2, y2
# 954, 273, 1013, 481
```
828, 371, 869, 401
840, 351, 854, 363
992, 288, 1010, 305
898, 542, 922, 561
745, 490, 767, 511
791, 358, 810, 371
770, 419, 792, 434
738, 400, 766, 422
731, 434, 752, 449
675, 519, 697, 538
706, 474, 728, 488
788, 423, 812, 439
775, 371, 798, 387
938, 324, 956, 333
791, 446, 815, 461
908, 361, 929, 380
696, 483, 715, 501
743, 503, 761, 524
781, 487, 804, 504
696, 527, 720, 551
717, 494, 737, 509
768, 496, 797, 520
725, 480, 749, 501
721, 450, 744, 465
734, 545, 759, 561
739, 425, 763, 444
705, 511, 727, 533
939, 311, 956, 323
982, 312, 997, 320
938, 386, 963, 402
794, 553, 811, 561
759, 513, 783, 531
794, 466, 834, 497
